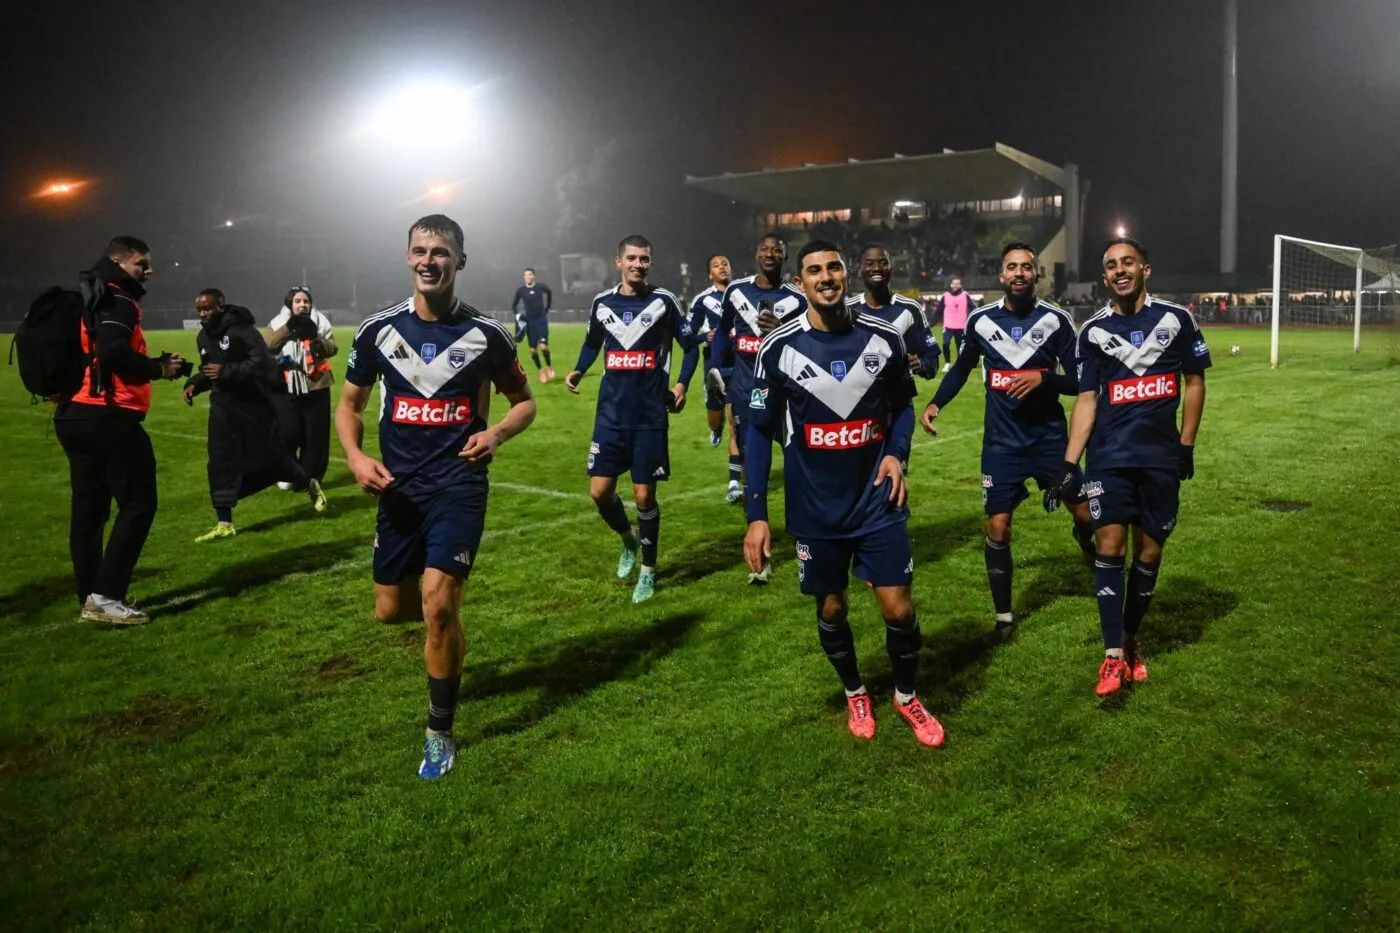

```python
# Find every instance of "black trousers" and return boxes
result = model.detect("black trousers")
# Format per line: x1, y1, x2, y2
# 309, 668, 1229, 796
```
54, 416, 158, 605
273, 390, 332, 482
207, 402, 309, 509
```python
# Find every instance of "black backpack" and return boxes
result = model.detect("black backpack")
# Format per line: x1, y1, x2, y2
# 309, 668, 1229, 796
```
8, 278, 102, 401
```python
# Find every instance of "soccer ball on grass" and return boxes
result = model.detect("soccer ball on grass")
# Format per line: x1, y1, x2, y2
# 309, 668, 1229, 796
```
1229, 345, 1241, 356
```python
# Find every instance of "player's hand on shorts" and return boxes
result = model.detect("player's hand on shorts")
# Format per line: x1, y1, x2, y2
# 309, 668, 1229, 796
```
564, 370, 583, 394
1178, 442, 1195, 480
743, 520, 772, 574
1044, 459, 1082, 513
875, 455, 907, 508
348, 452, 395, 496
459, 428, 500, 466
920, 402, 940, 436
1005, 369, 1044, 399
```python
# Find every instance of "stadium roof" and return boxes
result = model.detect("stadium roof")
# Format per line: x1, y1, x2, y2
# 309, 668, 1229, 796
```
685, 143, 1069, 212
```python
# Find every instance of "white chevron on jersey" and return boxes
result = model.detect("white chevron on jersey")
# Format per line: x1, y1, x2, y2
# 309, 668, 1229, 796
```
972, 308, 1069, 369
375, 324, 490, 397
1084, 310, 1183, 375
729, 280, 804, 333
596, 297, 669, 348
775, 332, 894, 420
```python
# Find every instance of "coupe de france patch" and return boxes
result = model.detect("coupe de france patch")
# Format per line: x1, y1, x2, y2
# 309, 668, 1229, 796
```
830, 360, 847, 381
421, 343, 437, 363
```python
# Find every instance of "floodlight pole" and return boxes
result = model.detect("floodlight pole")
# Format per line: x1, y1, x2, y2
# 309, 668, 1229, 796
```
1221, 0, 1239, 275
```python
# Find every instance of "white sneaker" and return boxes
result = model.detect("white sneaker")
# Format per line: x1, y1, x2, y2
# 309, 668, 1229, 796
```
726, 481, 743, 505
276, 481, 294, 491
81, 594, 151, 626
704, 368, 726, 398
942, 362, 952, 373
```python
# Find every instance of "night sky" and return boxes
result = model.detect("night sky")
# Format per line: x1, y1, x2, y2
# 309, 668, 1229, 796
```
2, 0, 1396, 309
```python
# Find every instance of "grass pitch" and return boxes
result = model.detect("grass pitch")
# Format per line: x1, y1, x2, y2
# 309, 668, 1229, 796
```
2, 324, 1398, 929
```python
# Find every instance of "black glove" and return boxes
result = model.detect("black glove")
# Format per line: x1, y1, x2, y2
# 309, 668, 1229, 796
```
285, 313, 318, 340
1043, 460, 1082, 513
1178, 443, 1195, 480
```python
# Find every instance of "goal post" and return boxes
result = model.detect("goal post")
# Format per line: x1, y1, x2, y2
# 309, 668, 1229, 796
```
1270, 234, 1399, 368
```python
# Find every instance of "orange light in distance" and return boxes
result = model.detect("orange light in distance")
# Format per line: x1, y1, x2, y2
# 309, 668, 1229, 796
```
36, 180, 88, 198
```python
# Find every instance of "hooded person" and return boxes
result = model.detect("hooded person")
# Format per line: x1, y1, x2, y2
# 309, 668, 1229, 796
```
264, 286, 337, 486
183, 289, 328, 540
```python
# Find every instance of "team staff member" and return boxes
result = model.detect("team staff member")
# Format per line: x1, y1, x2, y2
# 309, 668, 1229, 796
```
54, 236, 186, 626
338, 214, 536, 780
265, 286, 337, 485
935, 277, 972, 372
185, 289, 326, 541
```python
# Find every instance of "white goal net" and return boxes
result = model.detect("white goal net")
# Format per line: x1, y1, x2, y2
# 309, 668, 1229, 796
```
1271, 235, 1399, 367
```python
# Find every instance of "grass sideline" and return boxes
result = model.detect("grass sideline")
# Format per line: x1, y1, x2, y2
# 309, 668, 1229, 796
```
2, 324, 1398, 929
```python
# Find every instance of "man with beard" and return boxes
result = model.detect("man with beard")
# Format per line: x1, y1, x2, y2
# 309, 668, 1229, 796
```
53, 236, 188, 625
1049, 237, 1209, 697
921, 243, 1091, 639
743, 240, 943, 747
709, 233, 807, 582
935, 276, 972, 372
185, 288, 326, 541
688, 254, 732, 449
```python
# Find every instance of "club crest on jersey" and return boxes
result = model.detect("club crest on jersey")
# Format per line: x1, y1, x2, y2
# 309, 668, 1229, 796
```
640, 313, 653, 327
447, 347, 467, 369
830, 360, 848, 381
863, 353, 881, 375
219, 336, 230, 350
1130, 331, 1145, 348
421, 343, 437, 363
1155, 328, 1172, 347
1030, 328, 1045, 344
1011, 326, 1023, 341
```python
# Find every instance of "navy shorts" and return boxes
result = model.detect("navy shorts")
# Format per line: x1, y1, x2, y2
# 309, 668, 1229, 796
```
373, 483, 487, 585
525, 316, 549, 348
981, 444, 1086, 516
794, 522, 914, 596
588, 426, 670, 482
1081, 467, 1180, 544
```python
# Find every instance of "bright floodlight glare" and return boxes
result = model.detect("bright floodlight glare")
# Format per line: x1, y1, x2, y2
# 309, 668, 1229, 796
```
1011, 192, 1023, 206
225, 220, 234, 227
1115, 224, 1127, 237
893, 200, 916, 208
357, 81, 483, 143
36, 179, 87, 198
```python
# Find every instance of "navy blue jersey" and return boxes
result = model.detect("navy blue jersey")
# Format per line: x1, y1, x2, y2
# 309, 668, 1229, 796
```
932, 298, 1078, 453
580, 286, 698, 431
689, 284, 725, 363
1077, 297, 1212, 471
346, 299, 527, 489
713, 276, 807, 398
845, 292, 941, 376
511, 284, 552, 318
749, 313, 915, 539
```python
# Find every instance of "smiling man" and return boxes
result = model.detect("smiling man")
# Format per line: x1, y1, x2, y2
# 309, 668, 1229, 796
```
921, 242, 1091, 638
709, 233, 807, 579
1051, 236, 1210, 697
742, 239, 943, 747
846, 243, 941, 381
565, 234, 698, 603
336, 214, 537, 779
